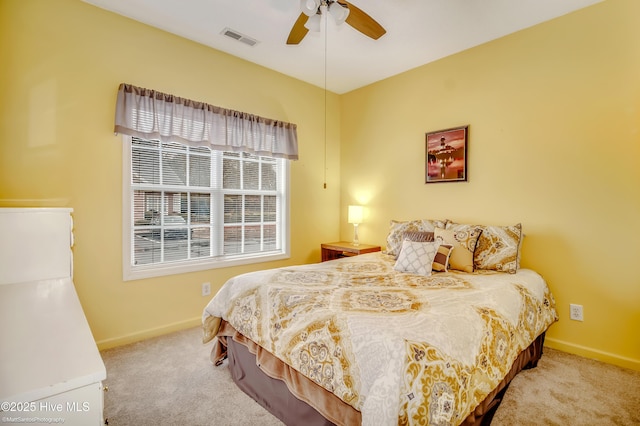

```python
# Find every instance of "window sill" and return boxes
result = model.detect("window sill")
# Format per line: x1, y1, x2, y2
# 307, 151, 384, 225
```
123, 251, 290, 281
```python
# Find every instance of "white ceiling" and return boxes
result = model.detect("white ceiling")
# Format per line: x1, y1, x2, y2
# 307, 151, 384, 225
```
82, 0, 601, 94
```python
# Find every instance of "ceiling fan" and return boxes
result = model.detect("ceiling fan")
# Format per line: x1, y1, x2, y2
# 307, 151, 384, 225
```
286, 0, 386, 45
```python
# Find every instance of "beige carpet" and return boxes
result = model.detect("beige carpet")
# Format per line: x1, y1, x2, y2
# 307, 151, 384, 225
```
101, 326, 640, 425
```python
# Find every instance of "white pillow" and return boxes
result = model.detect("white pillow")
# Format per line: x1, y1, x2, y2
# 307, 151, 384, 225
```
394, 240, 441, 276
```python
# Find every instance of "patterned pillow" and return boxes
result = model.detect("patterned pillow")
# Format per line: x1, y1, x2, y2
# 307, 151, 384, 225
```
404, 231, 435, 242
432, 244, 453, 272
402, 232, 451, 271
394, 240, 441, 276
385, 219, 447, 257
472, 223, 523, 273
434, 227, 482, 272
393, 231, 435, 259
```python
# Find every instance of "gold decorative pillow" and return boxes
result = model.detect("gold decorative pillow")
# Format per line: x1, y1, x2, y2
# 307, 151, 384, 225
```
472, 223, 523, 273
434, 227, 482, 272
385, 219, 447, 257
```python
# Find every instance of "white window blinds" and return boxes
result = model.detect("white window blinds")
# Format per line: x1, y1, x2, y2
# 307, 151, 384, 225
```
125, 136, 289, 280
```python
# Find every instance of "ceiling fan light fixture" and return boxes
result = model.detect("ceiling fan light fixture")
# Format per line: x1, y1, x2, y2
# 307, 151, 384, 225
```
301, 0, 321, 17
287, 0, 386, 45
304, 13, 322, 32
328, 2, 349, 25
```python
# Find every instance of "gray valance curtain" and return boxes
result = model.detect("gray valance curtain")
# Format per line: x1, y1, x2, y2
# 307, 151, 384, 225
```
114, 83, 298, 160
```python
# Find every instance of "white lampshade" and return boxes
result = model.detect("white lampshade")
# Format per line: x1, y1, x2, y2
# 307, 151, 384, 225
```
304, 13, 322, 32
301, 0, 320, 17
348, 205, 363, 224
328, 2, 350, 25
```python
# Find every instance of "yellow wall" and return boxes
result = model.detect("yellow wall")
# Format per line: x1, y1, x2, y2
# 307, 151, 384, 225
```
0, 0, 341, 348
1, 0, 638, 371
340, 0, 639, 370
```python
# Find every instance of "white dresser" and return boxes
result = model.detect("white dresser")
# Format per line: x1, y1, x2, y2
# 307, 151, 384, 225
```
0, 208, 106, 425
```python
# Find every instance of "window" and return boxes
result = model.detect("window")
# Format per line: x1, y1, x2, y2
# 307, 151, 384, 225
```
123, 136, 289, 280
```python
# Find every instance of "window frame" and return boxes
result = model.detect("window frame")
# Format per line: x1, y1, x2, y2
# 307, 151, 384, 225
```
122, 136, 290, 281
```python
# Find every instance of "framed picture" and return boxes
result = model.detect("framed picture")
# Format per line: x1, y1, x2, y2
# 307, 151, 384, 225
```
425, 125, 469, 183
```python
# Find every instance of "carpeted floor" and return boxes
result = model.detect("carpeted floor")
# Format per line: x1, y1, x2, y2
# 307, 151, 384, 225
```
492, 346, 640, 425
101, 326, 640, 425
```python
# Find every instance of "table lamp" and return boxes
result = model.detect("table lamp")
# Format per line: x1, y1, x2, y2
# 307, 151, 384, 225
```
348, 205, 363, 246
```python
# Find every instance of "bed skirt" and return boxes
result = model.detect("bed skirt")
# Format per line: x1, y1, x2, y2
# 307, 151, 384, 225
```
211, 320, 546, 426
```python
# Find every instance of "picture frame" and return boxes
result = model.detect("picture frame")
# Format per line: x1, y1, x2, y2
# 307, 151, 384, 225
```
425, 125, 469, 183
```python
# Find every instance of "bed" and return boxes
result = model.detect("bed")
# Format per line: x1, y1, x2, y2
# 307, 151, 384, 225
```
202, 219, 558, 425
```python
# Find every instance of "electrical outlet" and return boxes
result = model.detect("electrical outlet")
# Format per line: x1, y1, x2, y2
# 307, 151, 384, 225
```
569, 304, 583, 321
201, 282, 211, 297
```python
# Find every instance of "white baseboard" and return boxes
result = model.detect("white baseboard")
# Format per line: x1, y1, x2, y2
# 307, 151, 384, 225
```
96, 317, 202, 351
545, 337, 640, 371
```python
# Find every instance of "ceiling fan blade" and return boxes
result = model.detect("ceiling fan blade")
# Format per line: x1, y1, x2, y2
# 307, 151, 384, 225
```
287, 13, 310, 45
340, 1, 386, 40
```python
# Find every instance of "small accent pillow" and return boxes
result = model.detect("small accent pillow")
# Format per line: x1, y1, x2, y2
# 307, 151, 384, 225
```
394, 240, 441, 276
385, 219, 447, 257
394, 231, 435, 259
404, 231, 435, 242
432, 244, 453, 272
434, 227, 482, 272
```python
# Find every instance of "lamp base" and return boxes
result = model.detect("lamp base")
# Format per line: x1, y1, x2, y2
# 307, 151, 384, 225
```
352, 223, 359, 246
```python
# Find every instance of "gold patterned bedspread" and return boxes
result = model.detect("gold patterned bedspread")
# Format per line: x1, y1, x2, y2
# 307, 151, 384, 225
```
202, 252, 557, 425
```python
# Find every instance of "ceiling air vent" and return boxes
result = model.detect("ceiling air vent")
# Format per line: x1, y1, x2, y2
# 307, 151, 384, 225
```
221, 28, 258, 47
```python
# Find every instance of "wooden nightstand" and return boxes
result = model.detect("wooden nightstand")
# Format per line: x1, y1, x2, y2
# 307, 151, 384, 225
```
321, 241, 381, 262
